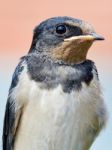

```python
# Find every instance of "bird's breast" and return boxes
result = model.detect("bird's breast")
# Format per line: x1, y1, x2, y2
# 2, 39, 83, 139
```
14, 84, 80, 150
13, 65, 106, 150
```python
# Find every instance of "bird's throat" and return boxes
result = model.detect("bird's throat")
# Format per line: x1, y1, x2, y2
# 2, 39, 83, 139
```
51, 40, 93, 64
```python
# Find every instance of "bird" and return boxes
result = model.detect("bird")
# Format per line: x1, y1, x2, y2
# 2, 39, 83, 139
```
3, 16, 107, 150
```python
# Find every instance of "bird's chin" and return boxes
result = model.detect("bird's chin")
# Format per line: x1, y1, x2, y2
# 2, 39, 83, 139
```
51, 37, 93, 64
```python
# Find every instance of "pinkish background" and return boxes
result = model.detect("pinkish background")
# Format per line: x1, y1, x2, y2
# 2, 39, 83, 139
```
0, 0, 112, 149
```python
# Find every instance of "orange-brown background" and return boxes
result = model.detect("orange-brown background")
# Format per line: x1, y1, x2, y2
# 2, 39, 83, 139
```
0, 0, 112, 150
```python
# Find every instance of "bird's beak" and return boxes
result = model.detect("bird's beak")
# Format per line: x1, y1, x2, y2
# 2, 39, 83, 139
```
64, 33, 104, 42
90, 33, 105, 41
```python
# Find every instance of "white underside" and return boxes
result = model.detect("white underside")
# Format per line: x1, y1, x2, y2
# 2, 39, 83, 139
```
12, 64, 106, 150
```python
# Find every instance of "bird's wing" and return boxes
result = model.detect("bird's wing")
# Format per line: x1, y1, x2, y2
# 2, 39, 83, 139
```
2, 59, 24, 150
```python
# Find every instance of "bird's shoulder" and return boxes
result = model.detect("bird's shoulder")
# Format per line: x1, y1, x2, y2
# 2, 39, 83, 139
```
9, 56, 26, 91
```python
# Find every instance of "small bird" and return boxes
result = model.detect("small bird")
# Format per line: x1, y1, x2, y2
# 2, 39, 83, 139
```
3, 16, 107, 150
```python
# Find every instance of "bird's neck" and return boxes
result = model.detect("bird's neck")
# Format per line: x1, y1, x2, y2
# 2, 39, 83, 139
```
26, 53, 94, 93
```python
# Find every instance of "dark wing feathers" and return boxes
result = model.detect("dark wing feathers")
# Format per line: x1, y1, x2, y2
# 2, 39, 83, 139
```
3, 98, 15, 150
2, 59, 24, 150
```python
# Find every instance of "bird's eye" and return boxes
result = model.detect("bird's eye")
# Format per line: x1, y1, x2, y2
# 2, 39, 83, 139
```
56, 25, 67, 34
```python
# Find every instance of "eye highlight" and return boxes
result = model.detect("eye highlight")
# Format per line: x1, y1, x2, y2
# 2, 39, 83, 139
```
56, 24, 67, 34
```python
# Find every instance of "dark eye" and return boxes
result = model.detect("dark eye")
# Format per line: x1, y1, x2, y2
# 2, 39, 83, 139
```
56, 24, 67, 34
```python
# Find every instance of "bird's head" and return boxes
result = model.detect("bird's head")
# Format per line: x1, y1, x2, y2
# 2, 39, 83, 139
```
29, 16, 104, 64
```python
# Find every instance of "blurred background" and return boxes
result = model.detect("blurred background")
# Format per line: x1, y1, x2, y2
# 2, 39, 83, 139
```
0, 0, 112, 149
